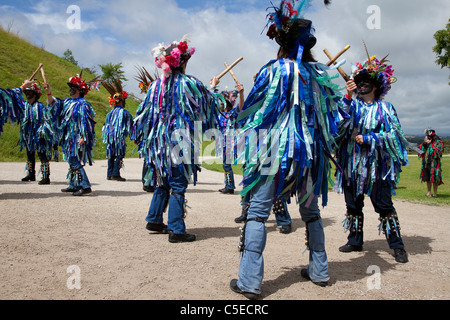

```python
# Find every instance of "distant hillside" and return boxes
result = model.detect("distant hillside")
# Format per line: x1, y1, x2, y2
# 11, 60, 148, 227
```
0, 27, 141, 162
405, 135, 450, 154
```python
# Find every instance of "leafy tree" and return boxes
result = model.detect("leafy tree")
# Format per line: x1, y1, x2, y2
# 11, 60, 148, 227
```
98, 62, 127, 82
433, 19, 450, 84
63, 49, 78, 66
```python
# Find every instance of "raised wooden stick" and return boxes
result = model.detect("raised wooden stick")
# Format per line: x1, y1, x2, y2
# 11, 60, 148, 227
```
217, 57, 243, 80
29, 63, 43, 81
224, 62, 240, 85
325, 45, 350, 66
40, 66, 47, 84
324, 47, 350, 82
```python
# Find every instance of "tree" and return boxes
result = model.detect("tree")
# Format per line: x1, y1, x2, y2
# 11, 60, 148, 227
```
433, 19, 450, 84
63, 49, 79, 66
98, 62, 127, 82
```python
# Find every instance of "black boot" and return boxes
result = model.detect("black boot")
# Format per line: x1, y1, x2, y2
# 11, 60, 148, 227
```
22, 172, 36, 182
22, 158, 36, 182
235, 203, 249, 223
38, 177, 50, 185
38, 163, 50, 185
168, 231, 196, 243
394, 248, 408, 263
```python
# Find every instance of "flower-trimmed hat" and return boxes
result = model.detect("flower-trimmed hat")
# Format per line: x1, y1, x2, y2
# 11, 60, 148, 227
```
68, 74, 90, 96
23, 82, 42, 99
102, 77, 128, 106
151, 35, 196, 77
351, 42, 397, 99
425, 128, 436, 137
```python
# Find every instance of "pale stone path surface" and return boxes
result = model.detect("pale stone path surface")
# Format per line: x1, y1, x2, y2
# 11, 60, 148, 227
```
0, 159, 448, 300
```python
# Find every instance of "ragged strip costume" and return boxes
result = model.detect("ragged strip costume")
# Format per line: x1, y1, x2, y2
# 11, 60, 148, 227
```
0, 82, 56, 184
230, 0, 340, 299
0, 86, 21, 137
133, 66, 157, 192
216, 89, 240, 194
50, 74, 96, 196
132, 37, 224, 242
102, 78, 133, 181
334, 49, 409, 263
419, 129, 444, 186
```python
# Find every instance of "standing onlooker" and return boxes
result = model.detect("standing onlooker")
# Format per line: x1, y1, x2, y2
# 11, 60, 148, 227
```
419, 129, 444, 198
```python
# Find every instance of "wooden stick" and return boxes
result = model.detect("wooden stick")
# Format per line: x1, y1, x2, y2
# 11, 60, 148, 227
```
40, 67, 47, 84
323, 48, 350, 82
217, 57, 243, 80
29, 63, 43, 81
224, 62, 240, 85
325, 45, 350, 66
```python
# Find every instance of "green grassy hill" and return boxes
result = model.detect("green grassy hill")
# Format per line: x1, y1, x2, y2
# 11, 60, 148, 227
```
0, 27, 141, 162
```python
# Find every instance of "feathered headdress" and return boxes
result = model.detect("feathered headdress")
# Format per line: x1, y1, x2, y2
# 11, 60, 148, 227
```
102, 77, 128, 106
151, 35, 196, 77
265, 0, 331, 60
351, 41, 397, 99
134, 65, 158, 94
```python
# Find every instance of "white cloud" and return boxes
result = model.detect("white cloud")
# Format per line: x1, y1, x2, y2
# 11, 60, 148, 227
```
2, 0, 449, 135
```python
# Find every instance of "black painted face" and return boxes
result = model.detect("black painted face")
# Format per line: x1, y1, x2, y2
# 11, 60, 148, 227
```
69, 86, 79, 97
24, 91, 37, 102
356, 79, 374, 95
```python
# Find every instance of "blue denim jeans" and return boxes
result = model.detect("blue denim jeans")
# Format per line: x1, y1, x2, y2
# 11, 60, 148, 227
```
222, 163, 235, 190
107, 154, 124, 178
299, 196, 329, 283
236, 178, 329, 294
274, 199, 292, 226
67, 156, 91, 190
145, 166, 188, 234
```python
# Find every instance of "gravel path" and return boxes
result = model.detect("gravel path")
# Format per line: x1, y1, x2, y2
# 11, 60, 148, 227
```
0, 158, 448, 300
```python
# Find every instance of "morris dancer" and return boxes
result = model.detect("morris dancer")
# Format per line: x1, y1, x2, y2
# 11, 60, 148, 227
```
230, 0, 339, 299
46, 73, 96, 196
102, 78, 133, 181
133, 36, 225, 243
1, 78, 55, 184
216, 86, 244, 195
334, 48, 409, 263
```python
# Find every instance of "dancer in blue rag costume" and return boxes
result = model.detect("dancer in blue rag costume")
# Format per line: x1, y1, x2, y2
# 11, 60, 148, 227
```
102, 78, 133, 181
230, 0, 342, 299
46, 73, 96, 196
0, 79, 56, 184
334, 47, 409, 263
132, 36, 225, 243
216, 86, 244, 195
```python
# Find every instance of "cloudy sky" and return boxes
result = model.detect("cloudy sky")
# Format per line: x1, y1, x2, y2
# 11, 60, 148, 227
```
1, 0, 449, 135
